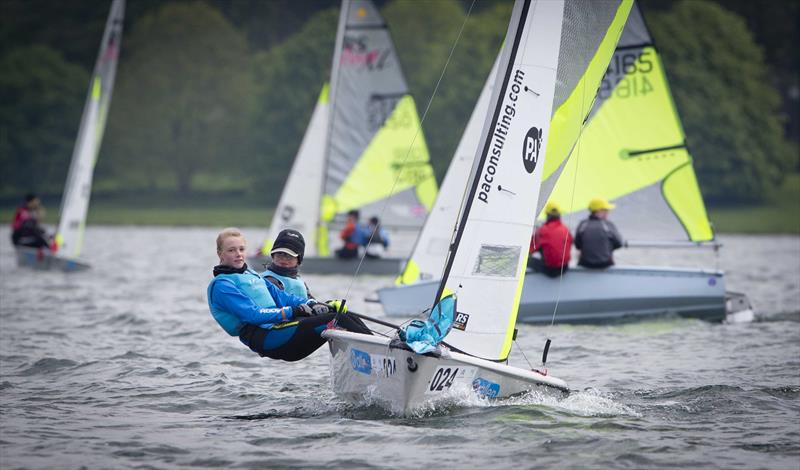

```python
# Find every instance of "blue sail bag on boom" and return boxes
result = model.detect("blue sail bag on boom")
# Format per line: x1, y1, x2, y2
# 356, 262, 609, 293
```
399, 295, 456, 354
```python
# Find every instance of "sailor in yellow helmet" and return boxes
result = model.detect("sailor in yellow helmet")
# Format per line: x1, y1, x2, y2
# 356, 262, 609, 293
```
574, 197, 624, 269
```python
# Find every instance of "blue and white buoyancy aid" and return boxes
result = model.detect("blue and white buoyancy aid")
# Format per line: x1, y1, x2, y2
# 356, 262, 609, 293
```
262, 269, 309, 298
207, 269, 280, 336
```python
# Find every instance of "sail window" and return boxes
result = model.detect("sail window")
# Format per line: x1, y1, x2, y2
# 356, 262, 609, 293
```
472, 245, 520, 277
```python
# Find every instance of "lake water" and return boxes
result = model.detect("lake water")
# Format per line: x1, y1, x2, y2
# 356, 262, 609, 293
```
1, 227, 798, 468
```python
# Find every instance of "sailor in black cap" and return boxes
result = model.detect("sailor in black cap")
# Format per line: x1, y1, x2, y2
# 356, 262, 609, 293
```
261, 229, 312, 298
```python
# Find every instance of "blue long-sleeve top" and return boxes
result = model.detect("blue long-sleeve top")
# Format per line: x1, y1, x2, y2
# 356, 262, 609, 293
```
208, 270, 310, 335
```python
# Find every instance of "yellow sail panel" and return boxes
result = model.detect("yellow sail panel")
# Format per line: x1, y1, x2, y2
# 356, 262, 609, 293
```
544, 45, 713, 241
316, 223, 330, 257
542, 0, 633, 181
333, 95, 437, 213
260, 239, 273, 256
318, 82, 330, 105
91, 76, 102, 100
395, 258, 420, 285
662, 163, 713, 241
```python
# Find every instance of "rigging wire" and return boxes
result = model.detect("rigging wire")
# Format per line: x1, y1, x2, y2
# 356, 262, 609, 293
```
541, 32, 598, 363
341, 0, 477, 303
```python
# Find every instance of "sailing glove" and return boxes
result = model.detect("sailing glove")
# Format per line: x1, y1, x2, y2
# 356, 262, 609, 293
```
310, 302, 331, 315
327, 299, 348, 314
292, 304, 314, 318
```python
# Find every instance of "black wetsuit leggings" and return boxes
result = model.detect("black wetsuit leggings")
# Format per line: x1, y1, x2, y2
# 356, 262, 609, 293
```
12, 227, 49, 248
239, 313, 372, 362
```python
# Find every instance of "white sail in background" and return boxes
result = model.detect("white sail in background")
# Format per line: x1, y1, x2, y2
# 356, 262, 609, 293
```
258, 0, 437, 260
437, 0, 632, 360
317, 0, 437, 255
56, 0, 125, 257
396, 55, 501, 286
260, 85, 330, 257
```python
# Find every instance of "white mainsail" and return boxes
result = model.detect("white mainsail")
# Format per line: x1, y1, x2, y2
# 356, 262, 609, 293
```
437, 0, 633, 361
55, 0, 124, 258
316, 0, 437, 255
260, 85, 329, 257
259, 0, 437, 260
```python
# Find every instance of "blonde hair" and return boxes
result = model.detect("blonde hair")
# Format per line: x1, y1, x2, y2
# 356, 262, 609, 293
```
216, 227, 245, 252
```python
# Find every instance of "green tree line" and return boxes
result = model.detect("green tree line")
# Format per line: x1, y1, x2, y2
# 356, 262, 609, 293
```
0, 0, 796, 206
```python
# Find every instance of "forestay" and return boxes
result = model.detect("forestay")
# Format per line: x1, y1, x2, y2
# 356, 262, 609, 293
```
317, 0, 437, 255
56, 0, 124, 258
539, 1, 713, 242
436, 0, 632, 361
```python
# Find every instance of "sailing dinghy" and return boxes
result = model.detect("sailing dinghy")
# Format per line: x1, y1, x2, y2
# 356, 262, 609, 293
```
249, 0, 437, 275
15, 0, 124, 272
378, 1, 734, 324
324, 0, 632, 414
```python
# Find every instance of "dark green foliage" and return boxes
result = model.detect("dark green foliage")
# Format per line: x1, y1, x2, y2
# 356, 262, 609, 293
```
0, 0, 796, 209
100, 1, 253, 195
247, 8, 338, 203
0, 45, 88, 197
648, 0, 794, 203
0, 0, 110, 69
210, 0, 338, 52
384, 0, 510, 179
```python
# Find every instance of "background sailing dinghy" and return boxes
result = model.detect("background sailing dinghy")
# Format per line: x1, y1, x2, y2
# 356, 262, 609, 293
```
324, 0, 632, 415
15, 0, 124, 273
378, 1, 741, 324
249, 0, 437, 276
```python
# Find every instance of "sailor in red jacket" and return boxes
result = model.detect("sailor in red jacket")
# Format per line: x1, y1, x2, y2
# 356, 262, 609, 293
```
11, 193, 51, 250
529, 201, 573, 277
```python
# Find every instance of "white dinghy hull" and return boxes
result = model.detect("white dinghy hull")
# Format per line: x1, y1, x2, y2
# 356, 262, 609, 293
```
378, 265, 727, 323
323, 329, 568, 415
15, 247, 90, 272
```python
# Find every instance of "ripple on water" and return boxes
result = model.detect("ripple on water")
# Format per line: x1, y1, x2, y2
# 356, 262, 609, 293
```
16, 358, 79, 376
1, 228, 798, 469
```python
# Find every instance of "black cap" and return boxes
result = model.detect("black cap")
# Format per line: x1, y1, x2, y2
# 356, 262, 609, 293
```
271, 229, 305, 264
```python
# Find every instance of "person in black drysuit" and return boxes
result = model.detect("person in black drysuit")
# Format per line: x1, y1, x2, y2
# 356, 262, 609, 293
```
574, 198, 624, 269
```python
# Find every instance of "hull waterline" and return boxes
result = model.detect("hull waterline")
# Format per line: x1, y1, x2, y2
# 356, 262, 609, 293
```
14, 247, 90, 272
